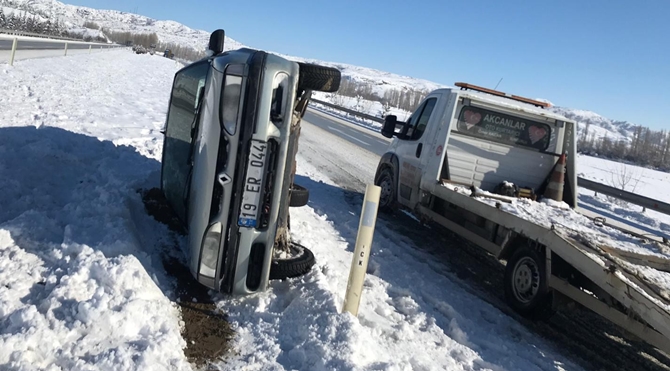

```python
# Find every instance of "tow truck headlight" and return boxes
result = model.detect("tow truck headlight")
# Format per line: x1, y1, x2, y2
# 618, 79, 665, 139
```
221, 70, 243, 135
199, 222, 222, 278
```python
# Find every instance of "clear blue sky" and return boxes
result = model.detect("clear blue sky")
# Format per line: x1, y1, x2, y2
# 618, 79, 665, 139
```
68, 0, 669, 130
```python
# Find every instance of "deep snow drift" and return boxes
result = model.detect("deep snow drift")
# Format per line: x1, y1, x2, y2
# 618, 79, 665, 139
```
0, 52, 189, 370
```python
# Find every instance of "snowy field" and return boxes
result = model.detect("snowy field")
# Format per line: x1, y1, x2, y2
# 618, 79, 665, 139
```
1, 50, 669, 370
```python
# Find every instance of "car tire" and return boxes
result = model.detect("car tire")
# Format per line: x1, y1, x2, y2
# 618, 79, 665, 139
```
289, 183, 309, 207
375, 166, 397, 212
504, 247, 555, 320
270, 242, 316, 280
298, 63, 341, 93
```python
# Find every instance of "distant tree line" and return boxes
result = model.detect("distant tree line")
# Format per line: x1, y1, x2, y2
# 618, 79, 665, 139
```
102, 28, 205, 61
327, 77, 429, 115
0, 8, 102, 41
83, 21, 100, 30
578, 122, 670, 171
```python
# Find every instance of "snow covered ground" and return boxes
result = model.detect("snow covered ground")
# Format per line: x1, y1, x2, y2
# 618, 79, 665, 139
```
1, 50, 669, 371
0, 51, 188, 369
576, 155, 670, 241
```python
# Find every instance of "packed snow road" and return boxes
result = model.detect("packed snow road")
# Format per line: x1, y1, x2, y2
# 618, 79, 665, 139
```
0, 50, 667, 370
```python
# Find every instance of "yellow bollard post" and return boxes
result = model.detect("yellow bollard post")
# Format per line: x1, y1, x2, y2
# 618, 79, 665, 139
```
9, 38, 18, 66
342, 184, 381, 316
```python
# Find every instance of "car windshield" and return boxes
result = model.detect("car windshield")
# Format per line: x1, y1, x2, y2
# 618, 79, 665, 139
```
161, 62, 209, 223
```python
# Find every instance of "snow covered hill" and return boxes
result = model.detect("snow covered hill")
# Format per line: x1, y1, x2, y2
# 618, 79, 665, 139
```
2, 0, 642, 141
0, 0, 244, 52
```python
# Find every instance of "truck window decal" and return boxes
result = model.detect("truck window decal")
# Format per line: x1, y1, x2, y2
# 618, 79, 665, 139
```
456, 106, 551, 151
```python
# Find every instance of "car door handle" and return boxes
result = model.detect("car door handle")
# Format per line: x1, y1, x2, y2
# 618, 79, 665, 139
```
416, 143, 423, 158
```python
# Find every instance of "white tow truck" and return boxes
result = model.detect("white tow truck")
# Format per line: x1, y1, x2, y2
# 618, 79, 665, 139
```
374, 82, 670, 354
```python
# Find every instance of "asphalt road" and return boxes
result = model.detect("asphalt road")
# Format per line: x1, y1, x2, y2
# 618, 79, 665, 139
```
302, 109, 389, 156
0, 39, 107, 50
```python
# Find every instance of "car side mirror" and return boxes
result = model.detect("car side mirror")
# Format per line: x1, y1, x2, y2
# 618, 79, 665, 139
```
208, 29, 225, 55
381, 115, 398, 138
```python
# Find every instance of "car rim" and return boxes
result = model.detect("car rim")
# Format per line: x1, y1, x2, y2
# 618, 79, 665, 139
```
379, 173, 392, 206
273, 242, 305, 260
512, 256, 540, 304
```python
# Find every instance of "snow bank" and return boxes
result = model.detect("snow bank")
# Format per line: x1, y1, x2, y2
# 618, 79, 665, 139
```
0, 50, 191, 370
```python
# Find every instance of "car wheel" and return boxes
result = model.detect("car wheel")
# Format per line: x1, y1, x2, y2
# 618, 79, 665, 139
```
289, 183, 309, 207
270, 242, 316, 280
297, 63, 341, 92
375, 167, 396, 212
504, 247, 554, 320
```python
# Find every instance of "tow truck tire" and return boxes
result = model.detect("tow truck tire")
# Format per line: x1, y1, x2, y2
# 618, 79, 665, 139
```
298, 63, 341, 92
289, 183, 309, 207
270, 242, 316, 280
375, 167, 397, 212
504, 247, 554, 320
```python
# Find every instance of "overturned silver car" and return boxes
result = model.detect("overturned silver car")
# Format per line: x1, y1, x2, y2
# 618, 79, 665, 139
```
160, 30, 340, 295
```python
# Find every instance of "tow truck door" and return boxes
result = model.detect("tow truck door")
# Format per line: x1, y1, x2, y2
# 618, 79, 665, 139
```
394, 94, 440, 207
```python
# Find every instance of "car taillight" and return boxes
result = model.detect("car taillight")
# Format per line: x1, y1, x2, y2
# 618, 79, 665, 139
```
199, 222, 222, 278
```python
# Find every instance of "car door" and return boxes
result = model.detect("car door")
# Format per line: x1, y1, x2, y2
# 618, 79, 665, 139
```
395, 96, 438, 206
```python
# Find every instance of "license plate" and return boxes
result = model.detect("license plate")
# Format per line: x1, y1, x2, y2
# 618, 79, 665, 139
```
238, 140, 267, 228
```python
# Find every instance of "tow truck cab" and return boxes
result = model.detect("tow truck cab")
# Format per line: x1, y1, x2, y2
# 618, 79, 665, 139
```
377, 82, 578, 211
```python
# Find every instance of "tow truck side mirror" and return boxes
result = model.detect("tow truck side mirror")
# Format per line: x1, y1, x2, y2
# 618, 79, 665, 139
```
381, 115, 398, 138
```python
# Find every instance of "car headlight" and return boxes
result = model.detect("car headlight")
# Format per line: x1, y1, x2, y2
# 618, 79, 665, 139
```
199, 222, 222, 278
220, 66, 243, 135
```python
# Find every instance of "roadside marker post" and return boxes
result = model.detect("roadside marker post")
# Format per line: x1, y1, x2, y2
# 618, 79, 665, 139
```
342, 184, 381, 317
64, 42, 68, 56
89, 45, 92, 54
9, 38, 17, 66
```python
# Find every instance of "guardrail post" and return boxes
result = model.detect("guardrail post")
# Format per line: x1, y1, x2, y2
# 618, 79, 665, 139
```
342, 184, 381, 316
64, 42, 68, 56
9, 37, 18, 66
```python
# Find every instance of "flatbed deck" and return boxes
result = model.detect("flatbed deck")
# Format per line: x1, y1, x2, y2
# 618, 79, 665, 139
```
418, 180, 670, 354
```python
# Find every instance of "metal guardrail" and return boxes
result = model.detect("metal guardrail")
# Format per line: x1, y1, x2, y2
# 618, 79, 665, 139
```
0, 29, 111, 44
310, 98, 384, 123
577, 177, 670, 216
308, 97, 670, 217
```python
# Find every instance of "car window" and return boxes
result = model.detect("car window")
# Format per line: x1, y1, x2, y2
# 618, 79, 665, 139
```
161, 62, 210, 222
403, 98, 437, 140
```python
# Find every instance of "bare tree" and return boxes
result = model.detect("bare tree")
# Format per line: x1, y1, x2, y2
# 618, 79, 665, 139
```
605, 163, 642, 206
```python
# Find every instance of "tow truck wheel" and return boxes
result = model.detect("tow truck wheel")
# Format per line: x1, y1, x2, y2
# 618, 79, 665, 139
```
270, 241, 316, 280
375, 167, 396, 212
504, 247, 554, 320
